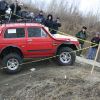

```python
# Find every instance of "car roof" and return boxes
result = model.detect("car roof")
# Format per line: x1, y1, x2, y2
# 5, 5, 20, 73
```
0, 23, 43, 28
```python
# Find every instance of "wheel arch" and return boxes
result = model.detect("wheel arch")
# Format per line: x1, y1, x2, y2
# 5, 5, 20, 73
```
56, 43, 77, 54
0, 46, 24, 59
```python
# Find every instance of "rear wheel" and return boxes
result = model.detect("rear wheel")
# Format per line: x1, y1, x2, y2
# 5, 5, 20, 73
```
56, 47, 76, 66
2, 53, 22, 74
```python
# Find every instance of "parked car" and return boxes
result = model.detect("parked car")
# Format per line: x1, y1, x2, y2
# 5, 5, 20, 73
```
0, 23, 80, 74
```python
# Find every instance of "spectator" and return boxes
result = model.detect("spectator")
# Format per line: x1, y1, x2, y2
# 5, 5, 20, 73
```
0, 0, 8, 20
28, 12, 34, 19
44, 14, 54, 34
75, 26, 88, 56
87, 32, 100, 60
5, 5, 12, 22
27, 12, 34, 22
10, 0, 21, 14
10, 0, 22, 22
52, 17, 61, 34
20, 10, 28, 18
34, 11, 45, 24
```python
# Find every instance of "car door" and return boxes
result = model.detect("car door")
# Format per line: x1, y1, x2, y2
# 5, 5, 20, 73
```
26, 27, 53, 57
1, 27, 27, 54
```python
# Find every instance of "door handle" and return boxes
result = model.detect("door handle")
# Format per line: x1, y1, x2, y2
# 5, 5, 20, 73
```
27, 39, 32, 42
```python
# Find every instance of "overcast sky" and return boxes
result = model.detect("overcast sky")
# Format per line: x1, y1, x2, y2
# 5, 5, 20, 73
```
80, 0, 100, 13
21, 0, 100, 14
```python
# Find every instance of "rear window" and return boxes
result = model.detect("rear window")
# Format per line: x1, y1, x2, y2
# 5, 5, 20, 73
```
4, 28, 25, 38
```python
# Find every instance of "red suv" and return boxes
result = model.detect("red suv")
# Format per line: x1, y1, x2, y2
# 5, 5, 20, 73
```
0, 23, 80, 74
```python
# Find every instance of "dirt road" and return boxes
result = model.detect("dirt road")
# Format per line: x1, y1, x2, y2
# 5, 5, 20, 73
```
0, 60, 100, 100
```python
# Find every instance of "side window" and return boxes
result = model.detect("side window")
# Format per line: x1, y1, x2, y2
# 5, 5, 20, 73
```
4, 28, 25, 38
41, 29, 48, 37
28, 27, 47, 37
28, 28, 41, 37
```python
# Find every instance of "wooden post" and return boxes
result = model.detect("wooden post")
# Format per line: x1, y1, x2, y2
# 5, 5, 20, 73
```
91, 43, 100, 74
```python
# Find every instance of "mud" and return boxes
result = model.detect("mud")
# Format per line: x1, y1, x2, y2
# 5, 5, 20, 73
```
0, 61, 100, 100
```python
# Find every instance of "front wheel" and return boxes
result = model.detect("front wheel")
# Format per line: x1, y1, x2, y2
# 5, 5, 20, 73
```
56, 47, 76, 66
2, 53, 22, 74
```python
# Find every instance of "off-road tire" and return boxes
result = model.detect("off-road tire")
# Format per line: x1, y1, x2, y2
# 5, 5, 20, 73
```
2, 53, 22, 74
56, 47, 76, 66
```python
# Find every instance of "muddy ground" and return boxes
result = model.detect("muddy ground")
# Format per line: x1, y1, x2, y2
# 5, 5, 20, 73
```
0, 60, 100, 100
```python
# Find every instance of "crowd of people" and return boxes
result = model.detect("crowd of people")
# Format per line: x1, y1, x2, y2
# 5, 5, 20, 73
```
0, 0, 99, 60
76, 26, 100, 60
34, 11, 61, 34
0, 0, 61, 34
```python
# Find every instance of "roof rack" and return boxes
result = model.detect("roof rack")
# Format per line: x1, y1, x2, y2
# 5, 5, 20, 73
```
0, 18, 35, 26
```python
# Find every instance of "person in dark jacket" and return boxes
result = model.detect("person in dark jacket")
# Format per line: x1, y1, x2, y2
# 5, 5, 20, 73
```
44, 14, 54, 34
0, 0, 8, 21
34, 11, 45, 24
75, 26, 88, 56
52, 17, 61, 34
10, 0, 21, 22
87, 32, 100, 60
10, 0, 21, 14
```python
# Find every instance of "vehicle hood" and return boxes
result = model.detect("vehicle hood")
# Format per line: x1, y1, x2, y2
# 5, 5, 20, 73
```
53, 34, 78, 41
